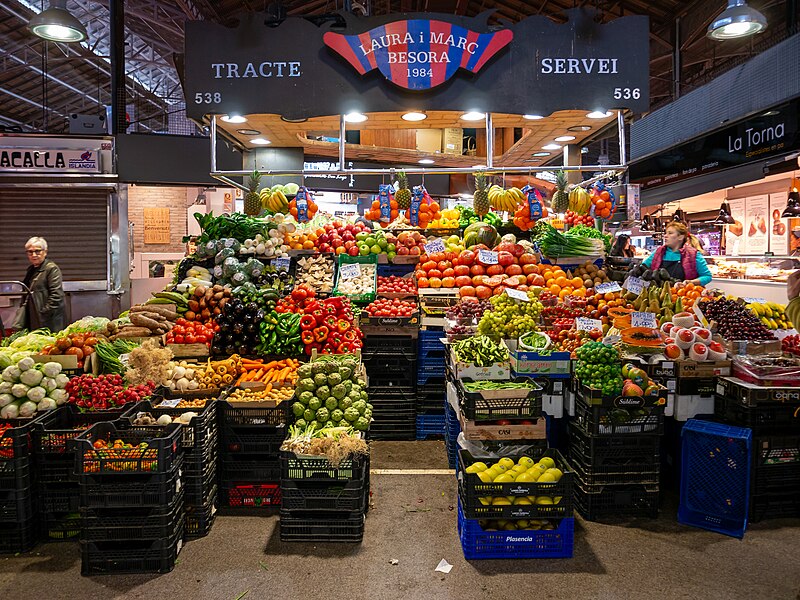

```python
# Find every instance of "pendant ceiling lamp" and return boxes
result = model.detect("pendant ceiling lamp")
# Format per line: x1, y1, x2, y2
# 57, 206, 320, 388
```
713, 201, 736, 225
707, 0, 767, 40
28, 0, 87, 43
781, 191, 800, 218
640, 215, 653, 231
672, 209, 687, 223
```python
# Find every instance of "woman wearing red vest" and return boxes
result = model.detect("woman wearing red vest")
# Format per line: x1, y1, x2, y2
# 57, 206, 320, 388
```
642, 221, 712, 285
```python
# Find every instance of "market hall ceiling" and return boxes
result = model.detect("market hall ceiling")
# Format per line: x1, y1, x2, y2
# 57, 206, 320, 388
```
0, 0, 793, 135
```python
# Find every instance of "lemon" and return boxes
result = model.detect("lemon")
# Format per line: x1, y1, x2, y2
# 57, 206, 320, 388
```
491, 462, 508, 473
544, 468, 563, 482
492, 497, 512, 505
466, 461, 488, 474
484, 467, 503, 480
524, 468, 542, 481
498, 457, 515, 470
537, 472, 557, 483
527, 495, 537, 503
541, 522, 555, 530
517, 457, 535, 468
496, 519, 509, 528
554, 496, 563, 504
479, 496, 492, 505
524, 525, 542, 530
477, 470, 494, 483
535, 496, 554, 505
513, 497, 532, 505
538, 457, 556, 469
503, 523, 517, 531
517, 520, 530, 529
511, 465, 528, 475
493, 473, 515, 483
514, 471, 538, 483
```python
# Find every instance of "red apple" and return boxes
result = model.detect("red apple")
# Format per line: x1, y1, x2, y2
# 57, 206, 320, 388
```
664, 344, 683, 360
397, 246, 410, 255
347, 246, 359, 256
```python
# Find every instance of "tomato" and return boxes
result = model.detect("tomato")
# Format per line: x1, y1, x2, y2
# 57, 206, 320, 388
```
174, 334, 185, 344
173, 325, 185, 336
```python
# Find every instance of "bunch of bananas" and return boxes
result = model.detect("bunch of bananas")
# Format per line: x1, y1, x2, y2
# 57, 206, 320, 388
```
488, 185, 525, 212
261, 187, 289, 214
568, 187, 592, 216
746, 301, 794, 330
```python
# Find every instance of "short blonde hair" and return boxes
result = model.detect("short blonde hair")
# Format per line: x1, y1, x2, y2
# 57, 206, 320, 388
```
25, 237, 48, 251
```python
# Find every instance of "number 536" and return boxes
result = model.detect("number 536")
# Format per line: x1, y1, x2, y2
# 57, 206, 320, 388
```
613, 88, 640, 100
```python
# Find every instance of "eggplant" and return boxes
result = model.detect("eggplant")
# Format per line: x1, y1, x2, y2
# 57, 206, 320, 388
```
246, 323, 258, 334
642, 270, 653, 281
225, 345, 237, 355
658, 268, 671, 282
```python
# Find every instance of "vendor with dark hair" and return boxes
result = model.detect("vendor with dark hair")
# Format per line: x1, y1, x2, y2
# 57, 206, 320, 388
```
642, 221, 712, 285
610, 234, 635, 258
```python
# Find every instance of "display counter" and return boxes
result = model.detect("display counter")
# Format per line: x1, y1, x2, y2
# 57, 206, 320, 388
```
709, 278, 789, 304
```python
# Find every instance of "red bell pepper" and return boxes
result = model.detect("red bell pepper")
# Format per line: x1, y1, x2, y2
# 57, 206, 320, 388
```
343, 329, 357, 342
311, 308, 325, 325
324, 315, 338, 329
301, 330, 315, 345
313, 326, 329, 343
336, 319, 350, 333
300, 314, 316, 330
338, 341, 355, 354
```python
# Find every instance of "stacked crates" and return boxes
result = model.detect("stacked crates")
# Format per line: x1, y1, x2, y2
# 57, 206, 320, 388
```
279, 450, 369, 542
31, 406, 125, 543
569, 385, 663, 520
714, 377, 800, 522
444, 382, 461, 469
73, 422, 184, 575
457, 448, 574, 559
416, 329, 447, 439
0, 418, 37, 554
362, 335, 417, 440
121, 399, 219, 538
218, 401, 284, 507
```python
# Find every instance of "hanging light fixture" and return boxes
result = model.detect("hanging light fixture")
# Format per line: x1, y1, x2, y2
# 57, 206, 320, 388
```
672, 209, 687, 223
640, 215, 653, 231
781, 191, 800, 218
713, 201, 736, 225
28, 0, 87, 43
707, 0, 767, 40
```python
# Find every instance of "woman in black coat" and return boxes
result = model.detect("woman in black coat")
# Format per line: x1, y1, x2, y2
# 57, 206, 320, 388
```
13, 237, 66, 332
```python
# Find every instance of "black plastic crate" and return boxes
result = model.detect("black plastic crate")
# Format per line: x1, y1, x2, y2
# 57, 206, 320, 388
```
36, 455, 74, 484
39, 482, 80, 513
281, 478, 366, 513
40, 512, 81, 542
365, 362, 417, 389
221, 424, 286, 455
79, 461, 182, 509
715, 394, 800, 435
183, 455, 217, 503
568, 422, 660, 467
368, 386, 416, 402
185, 487, 218, 539
751, 434, 800, 494
73, 422, 182, 476
0, 417, 33, 462
0, 486, 34, 523
457, 378, 543, 422
81, 493, 184, 542
220, 455, 280, 484
569, 450, 660, 486
362, 335, 417, 357
369, 425, 416, 441
279, 510, 364, 543
280, 450, 368, 481
218, 401, 289, 428
120, 399, 217, 449
749, 492, 800, 522
31, 405, 125, 457
573, 480, 660, 521
0, 519, 37, 554
457, 448, 573, 519
573, 396, 664, 437
80, 524, 184, 575
0, 456, 31, 490
221, 483, 281, 507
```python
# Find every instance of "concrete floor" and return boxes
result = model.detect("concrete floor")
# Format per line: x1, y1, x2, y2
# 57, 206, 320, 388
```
1, 441, 799, 600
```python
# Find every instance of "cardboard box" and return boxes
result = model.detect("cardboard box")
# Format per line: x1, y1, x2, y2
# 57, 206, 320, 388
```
677, 359, 731, 378
505, 339, 571, 378
725, 339, 782, 356
458, 411, 547, 441
442, 127, 463, 155
674, 394, 715, 422
162, 335, 209, 359
33, 353, 79, 370
676, 376, 716, 397
715, 376, 800, 407
416, 129, 442, 153
449, 341, 511, 381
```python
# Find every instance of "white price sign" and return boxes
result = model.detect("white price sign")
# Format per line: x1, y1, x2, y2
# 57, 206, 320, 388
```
505, 288, 530, 302
576, 317, 603, 332
631, 312, 657, 328
603, 334, 621, 346
158, 399, 181, 408
339, 263, 361, 279
274, 257, 291, 271
595, 282, 622, 293
742, 297, 767, 304
424, 238, 445, 254
478, 250, 498, 265
624, 276, 649, 295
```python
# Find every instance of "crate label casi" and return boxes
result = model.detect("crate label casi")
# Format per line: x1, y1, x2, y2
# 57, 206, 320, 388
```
631, 312, 657, 328
505, 288, 530, 302
595, 281, 622, 293
576, 317, 603, 331
478, 249, 498, 265
339, 263, 362, 279
424, 238, 445, 254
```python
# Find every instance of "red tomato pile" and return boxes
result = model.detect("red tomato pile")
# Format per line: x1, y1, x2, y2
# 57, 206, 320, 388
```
66, 374, 155, 411
377, 276, 416, 296
415, 244, 543, 300
364, 298, 417, 317
564, 211, 595, 226
166, 318, 217, 347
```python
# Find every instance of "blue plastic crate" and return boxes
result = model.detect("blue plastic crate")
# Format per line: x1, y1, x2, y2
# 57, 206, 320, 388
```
418, 372, 447, 387
418, 359, 446, 375
457, 501, 574, 560
418, 347, 447, 363
377, 264, 416, 277
678, 419, 752, 538
416, 414, 446, 440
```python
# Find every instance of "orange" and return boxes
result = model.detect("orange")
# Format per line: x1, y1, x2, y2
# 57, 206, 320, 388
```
559, 288, 572, 299
302, 240, 315, 250
543, 270, 554, 282
572, 288, 586, 298
555, 276, 568, 288
571, 277, 583, 288
604, 292, 615, 301
549, 284, 561, 296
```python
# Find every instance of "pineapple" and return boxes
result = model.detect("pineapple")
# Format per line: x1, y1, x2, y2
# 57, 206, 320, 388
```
244, 170, 262, 216
473, 172, 489, 217
395, 171, 411, 209
552, 170, 569, 213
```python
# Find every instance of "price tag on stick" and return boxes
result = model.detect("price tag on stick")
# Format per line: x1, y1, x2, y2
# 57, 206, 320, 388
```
478, 249, 498, 265
505, 288, 530, 302
576, 317, 603, 332
624, 276, 649, 295
339, 263, 361, 280
631, 312, 658, 328
595, 282, 622, 293
424, 238, 445, 254
274, 257, 291, 271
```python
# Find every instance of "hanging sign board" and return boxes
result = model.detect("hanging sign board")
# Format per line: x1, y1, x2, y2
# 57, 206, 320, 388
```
182, 10, 650, 120
0, 147, 101, 173
143, 208, 171, 244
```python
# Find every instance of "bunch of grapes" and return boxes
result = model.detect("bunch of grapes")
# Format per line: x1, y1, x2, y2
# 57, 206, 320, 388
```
446, 298, 492, 322
477, 292, 543, 339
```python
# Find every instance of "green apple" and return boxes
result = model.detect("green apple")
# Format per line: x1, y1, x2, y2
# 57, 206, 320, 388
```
358, 244, 370, 256
355, 232, 369, 242
387, 251, 396, 261
365, 236, 376, 247
448, 235, 460, 244
370, 244, 382, 254
386, 243, 396, 253
378, 238, 388, 249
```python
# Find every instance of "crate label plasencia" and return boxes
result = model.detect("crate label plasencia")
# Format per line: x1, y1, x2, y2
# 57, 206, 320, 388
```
631, 312, 657, 328
595, 281, 622, 294
478, 249, 498, 265
576, 317, 603, 331
505, 288, 530, 302
339, 263, 362, 279
423, 238, 445, 254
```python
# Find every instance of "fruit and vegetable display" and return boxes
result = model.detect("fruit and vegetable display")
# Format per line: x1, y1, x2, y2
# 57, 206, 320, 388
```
464, 455, 565, 507
781, 334, 800, 356
660, 316, 727, 361
257, 312, 302, 356
0, 358, 70, 417
531, 221, 606, 259
235, 358, 300, 387
65, 374, 155, 411
335, 262, 377, 298
477, 292, 543, 339
292, 356, 372, 432
377, 276, 416, 297
446, 298, 493, 322
164, 320, 216, 347
41, 333, 103, 367
132, 411, 199, 426
575, 342, 624, 396
225, 385, 296, 405
452, 336, 509, 366
281, 423, 369, 467
94, 340, 140, 375
296, 254, 335, 294
626, 263, 675, 286
298, 296, 362, 356
364, 298, 417, 318
212, 298, 264, 356
745, 300, 793, 330
697, 297, 776, 342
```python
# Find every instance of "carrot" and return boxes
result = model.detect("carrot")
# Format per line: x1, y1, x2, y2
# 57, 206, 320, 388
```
276, 367, 291, 384
235, 373, 247, 385
262, 360, 279, 370
264, 370, 275, 384
265, 383, 273, 393
253, 368, 266, 381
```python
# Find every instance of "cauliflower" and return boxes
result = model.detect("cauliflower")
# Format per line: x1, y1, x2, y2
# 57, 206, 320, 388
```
26, 386, 46, 403
17, 357, 35, 372
42, 362, 63, 378
19, 369, 44, 387
2, 366, 21, 382
11, 383, 29, 398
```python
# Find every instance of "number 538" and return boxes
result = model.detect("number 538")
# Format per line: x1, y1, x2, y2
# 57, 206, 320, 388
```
195, 92, 221, 104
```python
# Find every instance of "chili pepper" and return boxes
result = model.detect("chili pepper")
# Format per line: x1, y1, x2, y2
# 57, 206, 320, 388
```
301, 330, 315, 345
313, 326, 329, 343
344, 329, 357, 342
336, 319, 350, 333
